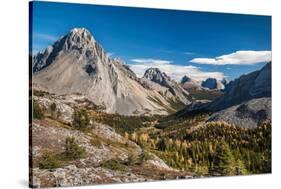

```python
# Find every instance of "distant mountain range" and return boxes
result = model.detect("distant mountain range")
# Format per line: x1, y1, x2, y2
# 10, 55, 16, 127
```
32, 27, 271, 125
177, 62, 271, 128
32, 28, 191, 115
180, 75, 226, 90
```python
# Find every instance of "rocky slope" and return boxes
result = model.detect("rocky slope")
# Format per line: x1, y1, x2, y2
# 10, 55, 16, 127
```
180, 75, 223, 101
178, 62, 271, 128
180, 75, 226, 91
180, 75, 202, 90
30, 92, 193, 188
32, 28, 191, 116
208, 97, 271, 128
142, 68, 191, 104
208, 62, 271, 111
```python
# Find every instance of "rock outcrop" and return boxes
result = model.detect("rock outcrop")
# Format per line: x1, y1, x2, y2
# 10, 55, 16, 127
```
30, 93, 193, 188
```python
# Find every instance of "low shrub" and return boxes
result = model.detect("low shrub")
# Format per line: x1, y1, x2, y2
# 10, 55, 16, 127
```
39, 151, 62, 169
72, 109, 90, 130
33, 100, 44, 120
64, 136, 87, 160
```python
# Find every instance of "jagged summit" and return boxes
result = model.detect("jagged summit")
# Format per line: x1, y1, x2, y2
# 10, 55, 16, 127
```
201, 78, 226, 90
143, 68, 171, 87
181, 75, 192, 84
201, 78, 218, 89
65, 27, 96, 49
32, 28, 191, 115
32, 28, 109, 73
142, 67, 191, 104
180, 75, 202, 91
70, 27, 91, 34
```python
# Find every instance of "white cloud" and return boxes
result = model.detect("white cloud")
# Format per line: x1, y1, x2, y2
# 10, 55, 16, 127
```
190, 50, 271, 65
131, 58, 172, 65
130, 58, 225, 81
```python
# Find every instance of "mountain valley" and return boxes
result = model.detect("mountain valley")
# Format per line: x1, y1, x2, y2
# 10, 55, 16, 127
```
31, 28, 271, 188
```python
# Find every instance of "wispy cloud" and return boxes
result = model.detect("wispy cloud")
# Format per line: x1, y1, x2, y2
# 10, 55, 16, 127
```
190, 50, 271, 65
33, 33, 58, 42
130, 58, 225, 81
131, 58, 172, 65
184, 52, 197, 55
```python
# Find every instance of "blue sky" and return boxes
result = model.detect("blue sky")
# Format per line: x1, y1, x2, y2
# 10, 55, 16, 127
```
30, 1, 271, 81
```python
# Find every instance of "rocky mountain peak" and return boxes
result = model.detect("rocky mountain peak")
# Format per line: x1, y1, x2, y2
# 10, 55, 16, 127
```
32, 28, 107, 72
201, 78, 227, 90
201, 78, 218, 89
32, 28, 192, 115
181, 75, 192, 84
65, 28, 96, 50
143, 68, 170, 86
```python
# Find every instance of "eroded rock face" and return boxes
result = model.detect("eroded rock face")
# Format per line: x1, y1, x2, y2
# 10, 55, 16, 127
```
32, 28, 191, 115
143, 68, 191, 104
208, 62, 271, 112
144, 68, 171, 87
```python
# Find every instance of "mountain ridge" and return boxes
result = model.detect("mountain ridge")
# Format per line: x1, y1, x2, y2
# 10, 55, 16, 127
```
177, 62, 271, 128
32, 28, 191, 115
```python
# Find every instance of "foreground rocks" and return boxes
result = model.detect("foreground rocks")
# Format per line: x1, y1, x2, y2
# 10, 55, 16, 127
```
30, 117, 193, 188
31, 165, 147, 188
